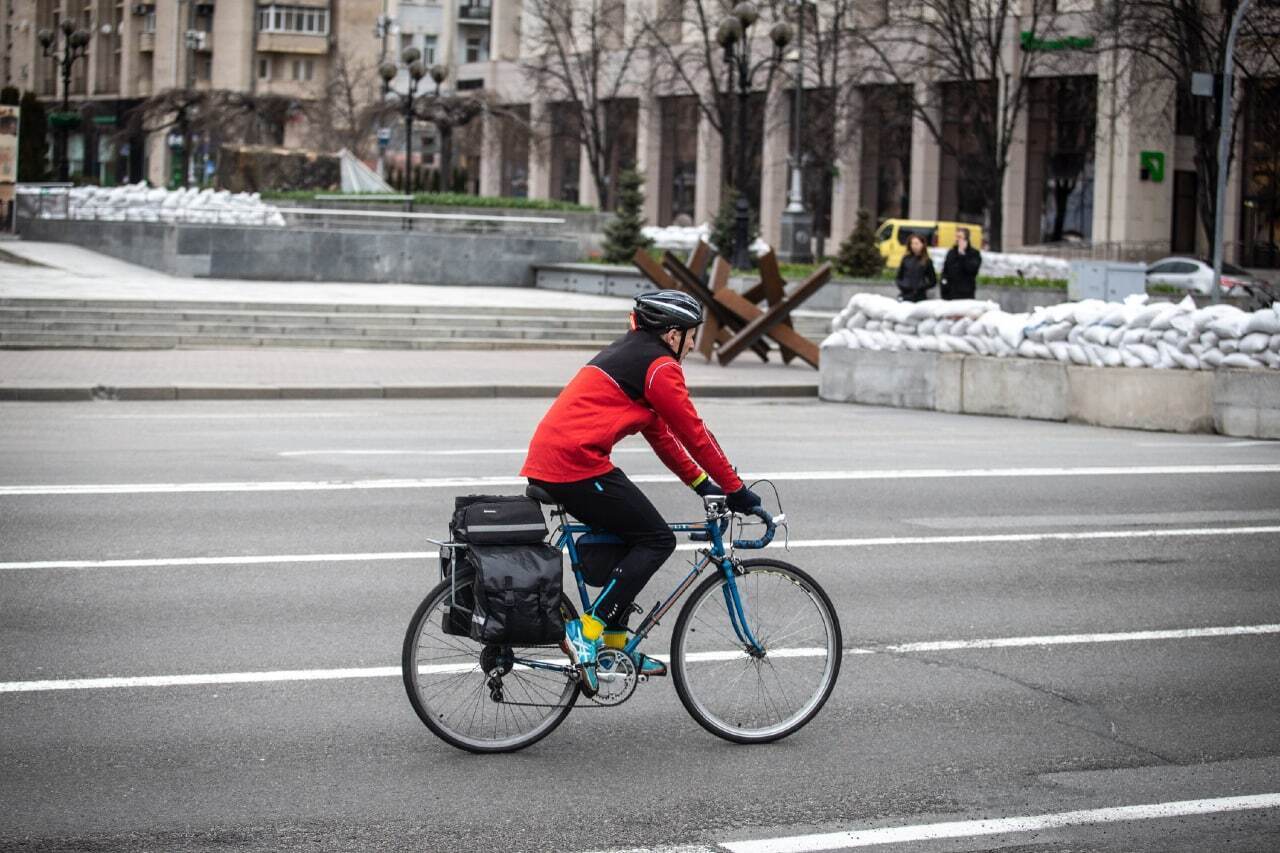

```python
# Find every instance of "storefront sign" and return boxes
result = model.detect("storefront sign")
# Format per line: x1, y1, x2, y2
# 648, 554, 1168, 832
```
1020, 32, 1095, 52
0, 105, 19, 184
1140, 151, 1165, 183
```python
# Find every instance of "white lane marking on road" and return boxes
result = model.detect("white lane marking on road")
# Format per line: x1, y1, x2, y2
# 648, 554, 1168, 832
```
277, 448, 649, 457
883, 623, 1280, 653
2, 624, 1276, 694
1134, 439, 1277, 448
2, 464, 1278, 496
66, 412, 366, 420
905, 509, 1280, 530
718, 793, 1280, 853
4, 525, 1279, 571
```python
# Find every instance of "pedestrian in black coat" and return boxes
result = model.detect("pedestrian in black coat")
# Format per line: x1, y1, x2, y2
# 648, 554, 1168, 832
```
941, 228, 982, 300
896, 234, 936, 303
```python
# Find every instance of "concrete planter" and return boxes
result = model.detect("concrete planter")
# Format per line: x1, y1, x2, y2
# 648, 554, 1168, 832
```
819, 346, 1280, 440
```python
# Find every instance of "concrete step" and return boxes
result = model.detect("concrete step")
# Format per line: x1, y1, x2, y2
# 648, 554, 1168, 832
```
0, 297, 829, 351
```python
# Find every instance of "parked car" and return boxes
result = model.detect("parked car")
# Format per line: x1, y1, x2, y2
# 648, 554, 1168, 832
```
875, 219, 984, 268
1145, 256, 1256, 295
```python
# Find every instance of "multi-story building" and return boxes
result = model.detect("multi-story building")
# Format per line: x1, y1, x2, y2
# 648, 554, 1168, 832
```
0, 0, 404, 186
1, 0, 1275, 266
463, 1, 1276, 265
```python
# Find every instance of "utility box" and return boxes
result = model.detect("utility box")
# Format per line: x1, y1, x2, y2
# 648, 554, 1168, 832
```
1068, 261, 1148, 302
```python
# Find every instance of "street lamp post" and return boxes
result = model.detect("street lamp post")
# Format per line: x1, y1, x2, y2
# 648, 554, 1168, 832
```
779, 0, 813, 263
716, 2, 792, 270
379, 48, 429, 194
38, 19, 92, 183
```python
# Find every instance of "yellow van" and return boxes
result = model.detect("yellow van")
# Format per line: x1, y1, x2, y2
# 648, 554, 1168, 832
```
876, 219, 984, 268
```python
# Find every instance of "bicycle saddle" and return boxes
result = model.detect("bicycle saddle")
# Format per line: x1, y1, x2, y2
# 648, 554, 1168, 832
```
524, 484, 558, 506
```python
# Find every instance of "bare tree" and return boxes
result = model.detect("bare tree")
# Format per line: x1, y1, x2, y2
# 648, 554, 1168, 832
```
1090, 0, 1280, 251
309, 52, 379, 158
521, 0, 649, 209
845, 0, 1068, 250
366, 88, 492, 192
122, 89, 300, 187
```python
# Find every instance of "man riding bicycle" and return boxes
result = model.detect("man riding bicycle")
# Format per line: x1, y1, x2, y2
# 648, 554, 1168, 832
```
521, 290, 761, 695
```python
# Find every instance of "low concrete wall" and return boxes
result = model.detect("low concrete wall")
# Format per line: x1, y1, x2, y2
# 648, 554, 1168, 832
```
20, 218, 581, 287
819, 347, 1280, 439
819, 348, 962, 413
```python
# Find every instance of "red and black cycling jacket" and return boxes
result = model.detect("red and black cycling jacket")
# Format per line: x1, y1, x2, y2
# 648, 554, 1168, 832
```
520, 330, 743, 492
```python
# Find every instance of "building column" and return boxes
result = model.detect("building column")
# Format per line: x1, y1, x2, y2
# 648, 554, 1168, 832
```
1092, 58, 1175, 249
1000, 84, 1030, 250
908, 82, 940, 221
146, 131, 168, 187
829, 87, 864, 245
478, 110, 502, 197
694, 107, 723, 225
526, 99, 552, 200
758, 84, 790, 250
635, 93, 662, 225
491, 0, 522, 61
578, 144, 599, 209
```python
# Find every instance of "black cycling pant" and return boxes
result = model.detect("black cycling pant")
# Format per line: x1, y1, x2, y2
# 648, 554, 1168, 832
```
529, 468, 676, 631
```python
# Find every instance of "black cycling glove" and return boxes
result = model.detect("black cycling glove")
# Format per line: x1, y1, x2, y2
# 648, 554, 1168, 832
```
726, 486, 762, 514
693, 477, 724, 498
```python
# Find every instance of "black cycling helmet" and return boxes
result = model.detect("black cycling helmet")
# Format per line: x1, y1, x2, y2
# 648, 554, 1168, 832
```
633, 290, 704, 332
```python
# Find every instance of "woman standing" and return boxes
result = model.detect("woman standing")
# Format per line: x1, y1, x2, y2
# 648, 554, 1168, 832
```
896, 234, 937, 303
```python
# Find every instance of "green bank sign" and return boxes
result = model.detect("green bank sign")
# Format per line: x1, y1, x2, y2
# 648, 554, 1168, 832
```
1020, 32, 1095, 52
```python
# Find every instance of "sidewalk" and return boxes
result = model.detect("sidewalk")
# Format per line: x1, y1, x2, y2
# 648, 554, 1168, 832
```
0, 242, 819, 401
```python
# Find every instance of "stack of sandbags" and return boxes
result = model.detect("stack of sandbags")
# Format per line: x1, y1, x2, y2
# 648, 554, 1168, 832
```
824, 292, 1280, 371
66, 183, 285, 227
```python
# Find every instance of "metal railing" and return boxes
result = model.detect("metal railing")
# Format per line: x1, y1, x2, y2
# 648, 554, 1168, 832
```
14, 185, 568, 234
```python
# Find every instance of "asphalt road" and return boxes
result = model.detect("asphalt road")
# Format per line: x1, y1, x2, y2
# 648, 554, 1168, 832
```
1, 398, 1279, 853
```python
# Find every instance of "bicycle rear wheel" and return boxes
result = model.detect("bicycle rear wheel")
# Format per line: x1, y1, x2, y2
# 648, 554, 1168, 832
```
670, 558, 841, 744
402, 577, 580, 753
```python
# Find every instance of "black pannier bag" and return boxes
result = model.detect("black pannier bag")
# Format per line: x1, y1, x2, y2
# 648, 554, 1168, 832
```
574, 532, 629, 587
441, 494, 560, 642
439, 547, 473, 637
451, 495, 547, 544
469, 543, 565, 645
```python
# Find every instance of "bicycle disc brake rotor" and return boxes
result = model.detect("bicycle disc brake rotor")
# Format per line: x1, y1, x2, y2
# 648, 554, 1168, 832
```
591, 649, 638, 706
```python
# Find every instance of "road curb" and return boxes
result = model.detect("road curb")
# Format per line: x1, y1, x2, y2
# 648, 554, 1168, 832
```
0, 383, 818, 402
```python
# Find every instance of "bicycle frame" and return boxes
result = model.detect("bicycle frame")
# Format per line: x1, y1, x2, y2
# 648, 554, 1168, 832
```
509, 513, 765, 677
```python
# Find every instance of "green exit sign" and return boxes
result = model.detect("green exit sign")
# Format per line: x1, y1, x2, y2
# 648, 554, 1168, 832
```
1140, 151, 1165, 183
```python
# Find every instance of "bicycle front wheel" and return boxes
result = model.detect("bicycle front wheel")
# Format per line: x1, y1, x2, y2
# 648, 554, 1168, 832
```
671, 558, 841, 744
402, 577, 580, 753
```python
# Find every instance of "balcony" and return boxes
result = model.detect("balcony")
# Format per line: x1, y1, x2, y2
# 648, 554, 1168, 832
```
458, 3, 491, 23
256, 31, 330, 55
138, 31, 155, 52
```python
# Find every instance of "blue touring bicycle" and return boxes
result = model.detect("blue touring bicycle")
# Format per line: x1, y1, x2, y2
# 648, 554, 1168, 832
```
403, 485, 842, 753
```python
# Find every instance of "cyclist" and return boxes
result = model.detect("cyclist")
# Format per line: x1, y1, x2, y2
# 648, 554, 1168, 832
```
521, 290, 761, 695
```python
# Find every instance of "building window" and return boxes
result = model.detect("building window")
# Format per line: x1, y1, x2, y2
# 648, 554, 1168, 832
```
465, 33, 487, 63
143, 10, 156, 32
292, 58, 314, 81
257, 4, 329, 35
422, 35, 437, 65
258, 57, 270, 79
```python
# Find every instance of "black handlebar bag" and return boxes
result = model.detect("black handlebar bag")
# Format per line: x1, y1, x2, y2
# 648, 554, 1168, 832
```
469, 543, 565, 645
